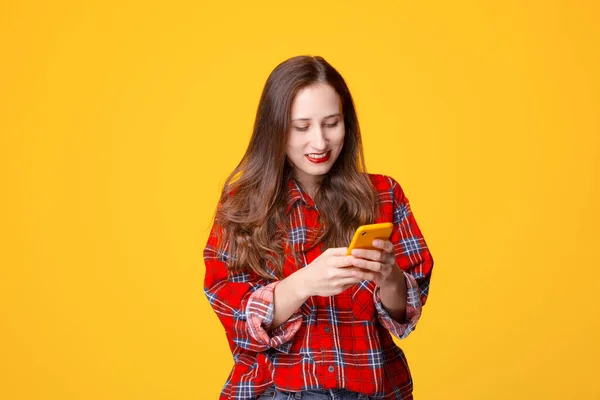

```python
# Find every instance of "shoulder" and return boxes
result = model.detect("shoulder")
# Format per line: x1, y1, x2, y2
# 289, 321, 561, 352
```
367, 173, 406, 201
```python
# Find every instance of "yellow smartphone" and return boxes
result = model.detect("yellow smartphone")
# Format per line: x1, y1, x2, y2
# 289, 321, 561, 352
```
346, 222, 394, 255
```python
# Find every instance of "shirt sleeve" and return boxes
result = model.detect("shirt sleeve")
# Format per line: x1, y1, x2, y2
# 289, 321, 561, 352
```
203, 222, 302, 353
374, 176, 434, 339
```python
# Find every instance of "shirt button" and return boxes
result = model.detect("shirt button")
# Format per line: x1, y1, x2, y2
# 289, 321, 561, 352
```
328, 366, 335, 373
324, 326, 331, 333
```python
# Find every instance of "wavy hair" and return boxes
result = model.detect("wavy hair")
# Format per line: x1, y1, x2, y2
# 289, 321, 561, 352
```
215, 55, 378, 280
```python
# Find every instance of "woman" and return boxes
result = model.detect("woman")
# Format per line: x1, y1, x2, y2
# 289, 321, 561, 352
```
204, 55, 434, 400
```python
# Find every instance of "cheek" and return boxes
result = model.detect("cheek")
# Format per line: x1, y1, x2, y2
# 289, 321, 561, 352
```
332, 128, 345, 148
286, 137, 303, 157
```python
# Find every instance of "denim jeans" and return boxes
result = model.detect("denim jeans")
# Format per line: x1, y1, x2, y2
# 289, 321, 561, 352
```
257, 386, 370, 400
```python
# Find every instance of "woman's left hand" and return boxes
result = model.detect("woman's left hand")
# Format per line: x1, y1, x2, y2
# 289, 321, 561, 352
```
349, 240, 403, 288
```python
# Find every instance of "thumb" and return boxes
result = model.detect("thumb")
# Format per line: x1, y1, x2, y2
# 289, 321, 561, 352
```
322, 246, 348, 256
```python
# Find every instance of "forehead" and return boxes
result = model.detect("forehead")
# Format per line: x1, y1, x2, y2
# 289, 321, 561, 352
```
290, 84, 342, 119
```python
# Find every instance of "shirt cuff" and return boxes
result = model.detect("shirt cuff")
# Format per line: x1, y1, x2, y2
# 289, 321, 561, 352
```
373, 272, 422, 339
245, 281, 303, 353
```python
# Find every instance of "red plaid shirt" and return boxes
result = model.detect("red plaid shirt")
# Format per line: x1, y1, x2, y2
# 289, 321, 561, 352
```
203, 174, 434, 399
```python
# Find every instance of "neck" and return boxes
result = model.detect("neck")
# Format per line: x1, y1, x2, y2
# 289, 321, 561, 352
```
293, 174, 323, 199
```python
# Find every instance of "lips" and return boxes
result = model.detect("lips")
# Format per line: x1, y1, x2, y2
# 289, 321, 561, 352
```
305, 151, 331, 164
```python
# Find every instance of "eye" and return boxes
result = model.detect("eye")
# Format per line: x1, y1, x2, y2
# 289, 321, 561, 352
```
294, 126, 309, 132
324, 121, 339, 128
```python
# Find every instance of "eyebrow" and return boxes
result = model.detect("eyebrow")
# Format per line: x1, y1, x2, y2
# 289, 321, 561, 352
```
291, 113, 341, 122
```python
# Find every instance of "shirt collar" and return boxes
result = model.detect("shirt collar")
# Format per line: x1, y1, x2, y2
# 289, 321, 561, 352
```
285, 176, 316, 214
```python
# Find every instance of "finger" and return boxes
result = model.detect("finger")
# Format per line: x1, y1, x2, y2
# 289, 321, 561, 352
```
330, 255, 356, 268
382, 253, 397, 266
351, 258, 382, 272
349, 268, 377, 281
372, 239, 394, 254
350, 248, 383, 262
330, 265, 367, 279
374, 252, 396, 266
323, 246, 349, 256
337, 277, 363, 287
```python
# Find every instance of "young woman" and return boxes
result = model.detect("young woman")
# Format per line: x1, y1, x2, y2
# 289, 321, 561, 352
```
204, 55, 434, 400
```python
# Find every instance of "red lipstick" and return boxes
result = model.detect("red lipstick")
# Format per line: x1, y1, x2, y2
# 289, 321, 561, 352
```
305, 151, 331, 164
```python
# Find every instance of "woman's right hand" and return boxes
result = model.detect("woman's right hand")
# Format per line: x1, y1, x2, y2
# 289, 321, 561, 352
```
293, 247, 376, 298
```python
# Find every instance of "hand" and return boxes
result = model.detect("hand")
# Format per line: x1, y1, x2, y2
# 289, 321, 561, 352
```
294, 247, 368, 298
349, 240, 403, 289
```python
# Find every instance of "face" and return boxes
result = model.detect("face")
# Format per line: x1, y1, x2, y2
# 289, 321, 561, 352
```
286, 83, 345, 187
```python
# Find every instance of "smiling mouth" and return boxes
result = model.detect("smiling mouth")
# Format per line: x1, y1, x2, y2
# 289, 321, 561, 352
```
305, 151, 331, 164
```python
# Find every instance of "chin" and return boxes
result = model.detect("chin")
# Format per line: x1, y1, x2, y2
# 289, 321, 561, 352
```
305, 163, 332, 174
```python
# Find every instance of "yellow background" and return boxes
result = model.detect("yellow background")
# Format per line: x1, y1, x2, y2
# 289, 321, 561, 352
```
1, 1, 599, 399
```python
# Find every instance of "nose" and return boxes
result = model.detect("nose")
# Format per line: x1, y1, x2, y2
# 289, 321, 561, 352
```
310, 126, 327, 151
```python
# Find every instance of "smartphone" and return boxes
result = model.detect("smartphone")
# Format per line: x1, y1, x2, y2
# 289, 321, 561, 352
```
346, 222, 394, 255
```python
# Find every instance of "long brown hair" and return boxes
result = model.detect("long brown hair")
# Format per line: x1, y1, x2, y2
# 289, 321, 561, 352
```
215, 55, 378, 280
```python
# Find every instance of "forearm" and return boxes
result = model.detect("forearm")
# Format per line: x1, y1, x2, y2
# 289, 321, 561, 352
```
268, 271, 309, 331
379, 269, 408, 323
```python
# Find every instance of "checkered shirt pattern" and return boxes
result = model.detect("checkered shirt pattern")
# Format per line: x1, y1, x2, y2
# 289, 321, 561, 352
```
203, 174, 434, 399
